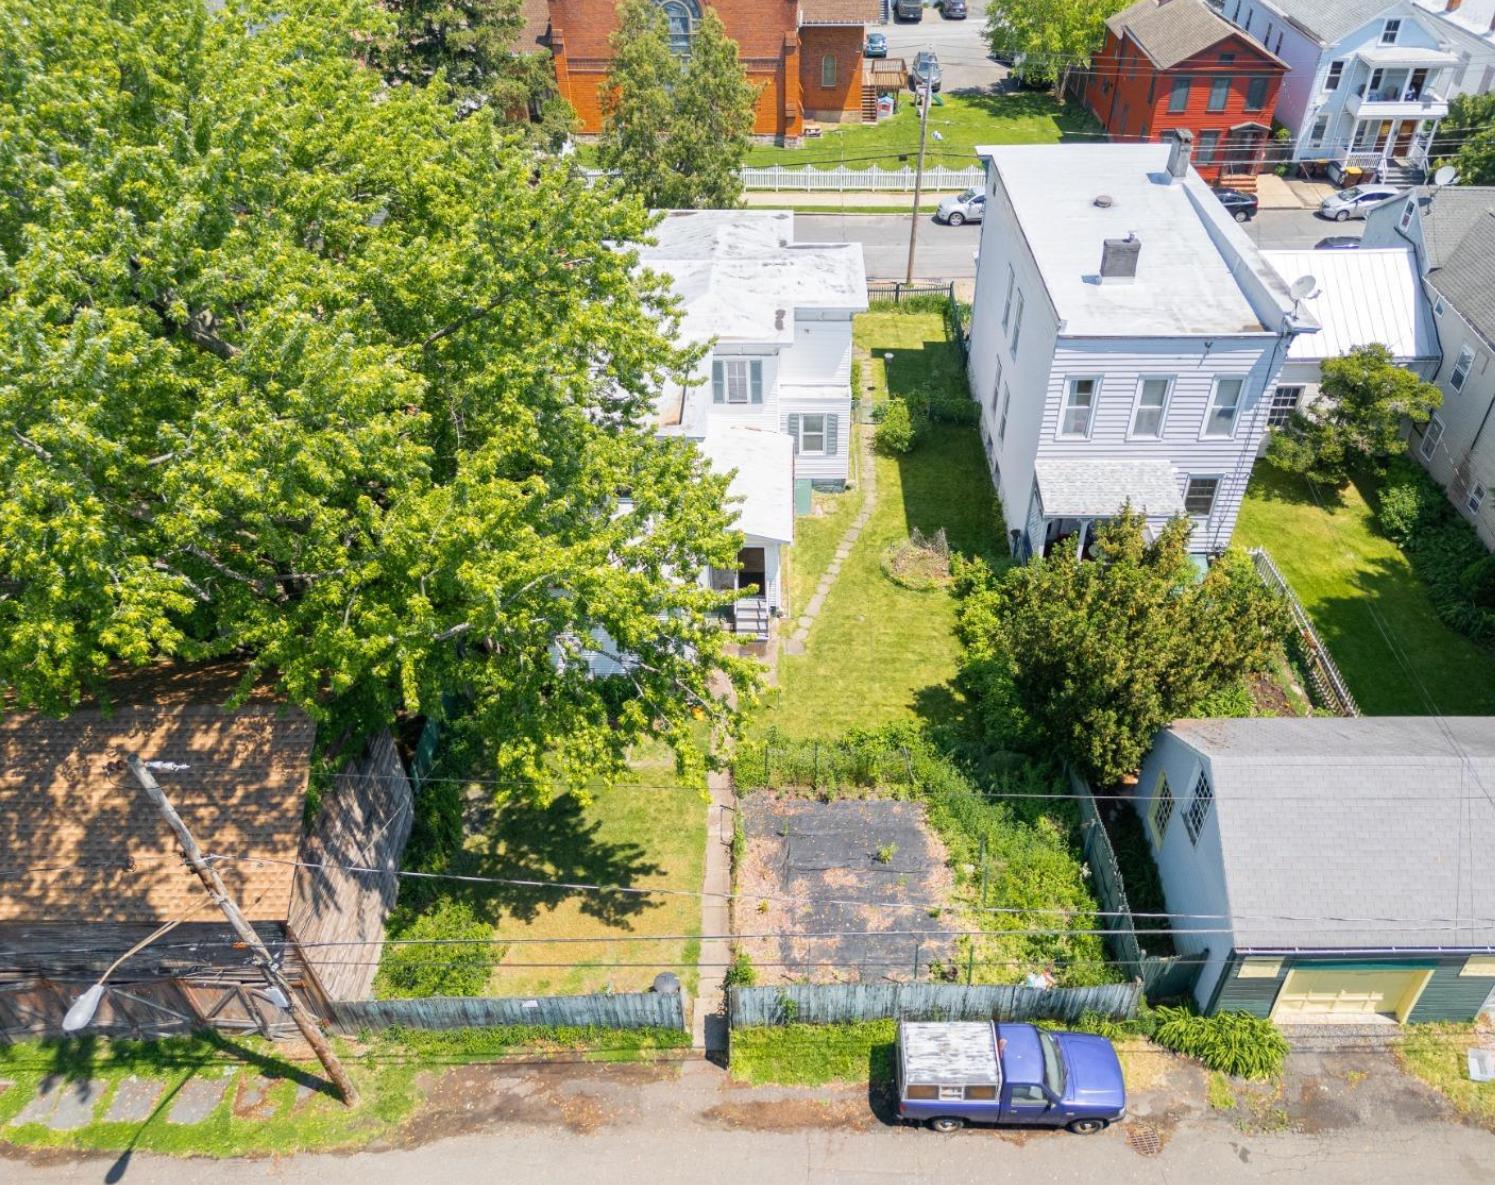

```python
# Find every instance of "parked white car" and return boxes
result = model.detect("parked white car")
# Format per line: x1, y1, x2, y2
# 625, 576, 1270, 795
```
935, 188, 985, 226
1318, 185, 1403, 222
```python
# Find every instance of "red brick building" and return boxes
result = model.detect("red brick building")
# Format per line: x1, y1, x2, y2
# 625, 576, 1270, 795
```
1082, 0, 1288, 186
520, 0, 882, 142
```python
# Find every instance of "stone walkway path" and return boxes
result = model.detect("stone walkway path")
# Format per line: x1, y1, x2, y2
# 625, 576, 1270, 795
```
783, 424, 875, 657
690, 768, 734, 1057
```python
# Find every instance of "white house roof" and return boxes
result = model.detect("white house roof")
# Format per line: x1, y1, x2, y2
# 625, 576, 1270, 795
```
976, 144, 1294, 337
1034, 458, 1187, 519
637, 210, 868, 347
697, 425, 795, 544
1261, 247, 1437, 362
1165, 717, 1495, 950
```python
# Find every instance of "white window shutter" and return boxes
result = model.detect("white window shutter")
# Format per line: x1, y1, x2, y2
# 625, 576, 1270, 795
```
750, 360, 763, 403
712, 361, 725, 403
787, 413, 801, 453
825, 414, 838, 457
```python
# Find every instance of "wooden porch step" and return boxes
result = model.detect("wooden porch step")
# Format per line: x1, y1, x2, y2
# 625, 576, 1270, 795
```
860, 86, 878, 122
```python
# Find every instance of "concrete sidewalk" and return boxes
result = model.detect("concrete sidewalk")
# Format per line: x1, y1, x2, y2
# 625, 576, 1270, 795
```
1254, 172, 1336, 210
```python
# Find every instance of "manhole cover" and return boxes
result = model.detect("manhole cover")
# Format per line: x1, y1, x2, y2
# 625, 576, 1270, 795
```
1126, 1123, 1163, 1157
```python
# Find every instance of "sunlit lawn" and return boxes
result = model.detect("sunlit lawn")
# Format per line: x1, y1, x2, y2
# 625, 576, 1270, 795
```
1235, 465, 1495, 715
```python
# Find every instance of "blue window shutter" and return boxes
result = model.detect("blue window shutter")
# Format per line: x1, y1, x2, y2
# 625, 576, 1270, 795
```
750, 361, 763, 403
787, 413, 801, 453
825, 414, 838, 457
712, 361, 725, 403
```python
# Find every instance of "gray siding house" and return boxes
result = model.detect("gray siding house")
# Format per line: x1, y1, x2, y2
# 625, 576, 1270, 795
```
1134, 717, 1495, 1023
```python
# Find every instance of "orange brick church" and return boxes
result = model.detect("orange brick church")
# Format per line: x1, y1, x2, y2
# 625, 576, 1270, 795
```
519, 0, 884, 142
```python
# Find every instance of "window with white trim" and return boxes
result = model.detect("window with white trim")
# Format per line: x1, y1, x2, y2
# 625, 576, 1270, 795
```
1168, 76, 1191, 113
1434, 295, 1445, 316
1184, 475, 1220, 516
998, 384, 1010, 443
1267, 385, 1302, 429
1308, 113, 1329, 148
1324, 60, 1344, 91
1001, 265, 1015, 331
1183, 770, 1213, 844
1207, 77, 1230, 113
1204, 377, 1244, 437
1381, 18, 1401, 45
1400, 198, 1416, 230
712, 358, 763, 405
1131, 378, 1170, 438
1147, 773, 1174, 845
1420, 414, 1444, 461
798, 413, 827, 455
660, 0, 700, 55
1060, 377, 1098, 437
1451, 344, 1476, 391
1469, 483, 1487, 516
1010, 290, 1024, 356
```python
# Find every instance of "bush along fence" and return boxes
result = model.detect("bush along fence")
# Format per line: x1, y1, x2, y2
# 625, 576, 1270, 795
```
1248, 547, 1360, 717
1070, 771, 1206, 1003
727, 981, 1141, 1028
325, 990, 687, 1035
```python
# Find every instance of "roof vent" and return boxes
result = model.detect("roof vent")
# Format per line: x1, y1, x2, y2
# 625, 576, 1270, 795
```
1093, 194, 1115, 208
1100, 233, 1140, 284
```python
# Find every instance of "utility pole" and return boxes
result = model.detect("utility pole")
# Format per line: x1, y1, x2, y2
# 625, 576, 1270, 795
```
904, 68, 933, 286
127, 754, 359, 1106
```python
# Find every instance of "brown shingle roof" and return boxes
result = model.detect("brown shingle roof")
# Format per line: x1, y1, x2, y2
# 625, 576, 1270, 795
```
1106, 0, 1287, 72
800, 0, 882, 24
0, 701, 315, 924
517, 0, 552, 51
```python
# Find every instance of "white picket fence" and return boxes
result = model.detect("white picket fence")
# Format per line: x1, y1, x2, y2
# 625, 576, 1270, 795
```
580, 164, 985, 193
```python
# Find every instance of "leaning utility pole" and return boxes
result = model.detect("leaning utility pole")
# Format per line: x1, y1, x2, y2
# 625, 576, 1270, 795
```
127, 754, 359, 1106
904, 71, 934, 285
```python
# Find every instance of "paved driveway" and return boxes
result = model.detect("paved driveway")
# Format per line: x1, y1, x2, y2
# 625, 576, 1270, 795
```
881, 0, 1004, 94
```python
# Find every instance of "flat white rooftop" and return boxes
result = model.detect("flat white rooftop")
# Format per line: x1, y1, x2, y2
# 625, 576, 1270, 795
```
637, 210, 867, 346
1261, 248, 1438, 363
697, 424, 795, 544
978, 144, 1285, 337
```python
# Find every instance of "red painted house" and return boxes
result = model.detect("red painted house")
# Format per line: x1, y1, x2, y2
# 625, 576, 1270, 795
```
1082, 0, 1288, 186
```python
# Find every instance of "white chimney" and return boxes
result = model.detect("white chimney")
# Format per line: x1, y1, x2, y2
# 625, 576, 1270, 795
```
1166, 130, 1194, 182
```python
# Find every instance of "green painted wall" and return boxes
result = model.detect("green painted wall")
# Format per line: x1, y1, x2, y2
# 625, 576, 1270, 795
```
1210, 952, 1495, 1022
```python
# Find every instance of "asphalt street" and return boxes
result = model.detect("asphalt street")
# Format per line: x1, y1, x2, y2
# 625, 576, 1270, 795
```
882, 0, 1002, 94
798, 209, 1361, 281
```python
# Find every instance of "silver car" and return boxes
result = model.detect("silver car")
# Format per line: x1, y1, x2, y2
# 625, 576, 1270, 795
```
1318, 185, 1402, 222
936, 188, 985, 226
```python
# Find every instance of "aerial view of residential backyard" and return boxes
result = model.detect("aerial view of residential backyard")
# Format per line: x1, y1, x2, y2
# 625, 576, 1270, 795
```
3, 1, 1495, 1183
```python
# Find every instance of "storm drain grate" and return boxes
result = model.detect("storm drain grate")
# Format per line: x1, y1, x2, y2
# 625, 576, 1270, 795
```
1126, 1123, 1163, 1157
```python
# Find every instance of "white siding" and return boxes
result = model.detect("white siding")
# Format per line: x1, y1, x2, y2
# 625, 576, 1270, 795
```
1134, 733, 1238, 1012
1415, 300, 1495, 549
703, 348, 781, 435
782, 394, 852, 483
778, 319, 853, 385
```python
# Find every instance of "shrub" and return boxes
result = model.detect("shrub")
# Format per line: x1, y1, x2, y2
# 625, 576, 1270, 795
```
1152, 1007, 1288, 1079
724, 949, 758, 987
1461, 554, 1495, 610
874, 398, 917, 454
374, 897, 501, 999
1377, 458, 1447, 547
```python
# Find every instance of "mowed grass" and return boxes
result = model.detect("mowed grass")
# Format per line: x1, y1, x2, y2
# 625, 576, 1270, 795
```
729, 1021, 896, 1086
784, 437, 864, 616
478, 740, 706, 998
744, 92, 1101, 171
1235, 465, 1495, 715
760, 312, 1002, 737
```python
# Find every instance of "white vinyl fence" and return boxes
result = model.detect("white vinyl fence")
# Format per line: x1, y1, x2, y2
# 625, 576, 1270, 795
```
581, 164, 985, 193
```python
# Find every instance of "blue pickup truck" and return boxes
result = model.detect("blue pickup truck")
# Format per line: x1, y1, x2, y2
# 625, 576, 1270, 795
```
895, 1020, 1126, 1134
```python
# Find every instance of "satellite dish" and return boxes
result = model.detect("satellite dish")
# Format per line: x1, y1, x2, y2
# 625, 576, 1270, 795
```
1433, 164, 1458, 188
1290, 274, 1317, 302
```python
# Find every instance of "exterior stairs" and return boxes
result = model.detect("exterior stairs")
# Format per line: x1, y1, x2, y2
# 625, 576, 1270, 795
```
732, 597, 771, 641
861, 85, 879, 123
1384, 158, 1427, 186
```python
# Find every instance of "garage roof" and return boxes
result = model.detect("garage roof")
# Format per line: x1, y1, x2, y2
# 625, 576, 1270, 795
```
1165, 717, 1495, 949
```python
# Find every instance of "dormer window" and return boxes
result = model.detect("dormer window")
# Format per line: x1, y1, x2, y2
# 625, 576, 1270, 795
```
1381, 18, 1401, 45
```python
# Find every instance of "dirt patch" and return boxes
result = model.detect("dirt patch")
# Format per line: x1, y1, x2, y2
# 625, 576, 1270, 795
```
702, 1097, 878, 1132
1247, 672, 1298, 717
737, 796, 956, 984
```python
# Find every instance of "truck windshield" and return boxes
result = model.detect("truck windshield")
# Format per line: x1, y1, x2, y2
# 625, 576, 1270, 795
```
1036, 1030, 1066, 1098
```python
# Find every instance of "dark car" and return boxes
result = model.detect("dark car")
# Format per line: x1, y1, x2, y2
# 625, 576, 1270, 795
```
940, 0, 968, 16
1212, 187, 1259, 223
910, 50, 942, 92
864, 32, 888, 58
894, 0, 923, 20
1314, 235, 1362, 249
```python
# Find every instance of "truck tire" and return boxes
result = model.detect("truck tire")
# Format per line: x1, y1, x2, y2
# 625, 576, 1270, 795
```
928, 1116, 965, 1133
1066, 1118, 1109, 1135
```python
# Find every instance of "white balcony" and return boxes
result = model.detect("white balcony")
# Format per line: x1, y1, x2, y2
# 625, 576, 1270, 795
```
1354, 45, 1460, 70
1345, 87, 1448, 122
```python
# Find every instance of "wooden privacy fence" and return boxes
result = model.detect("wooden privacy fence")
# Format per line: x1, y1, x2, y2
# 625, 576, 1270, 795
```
1248, 547, 1360, 717
325, 990, 687, 1034
728, 981, 1141, 1028
1071, 772, 1206, 1003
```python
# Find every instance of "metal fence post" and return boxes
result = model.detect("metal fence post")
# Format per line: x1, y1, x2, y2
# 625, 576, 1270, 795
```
978, 834, 989, 910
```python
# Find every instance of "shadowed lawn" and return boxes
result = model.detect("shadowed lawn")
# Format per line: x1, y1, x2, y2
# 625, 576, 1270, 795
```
742, 92, 1101, 171
759, 312, 1003, 737
1235, 465, 1495, 715
785, 442, 863, 617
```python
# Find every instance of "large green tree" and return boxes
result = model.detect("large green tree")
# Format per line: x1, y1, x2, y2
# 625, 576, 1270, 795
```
0, 0, 751, 794
1267, 344, 1443, 484
986, 0, 1129, 89
598, 0, 758, 209
956, 514, 1289, 786
374, 0, 574, 145
1433, 92, 1495, 186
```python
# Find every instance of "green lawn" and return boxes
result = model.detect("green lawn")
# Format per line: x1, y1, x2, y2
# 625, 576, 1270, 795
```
1235, 466, 1495, 715
759, 312, 1002, 737
784, 442, 864, 617
743, 92, 1101, 171
729, 1021, 896, 1086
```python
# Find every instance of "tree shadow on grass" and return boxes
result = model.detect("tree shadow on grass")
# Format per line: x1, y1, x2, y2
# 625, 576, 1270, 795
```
870, 343, 967, 406
1245, 462, 1349, 512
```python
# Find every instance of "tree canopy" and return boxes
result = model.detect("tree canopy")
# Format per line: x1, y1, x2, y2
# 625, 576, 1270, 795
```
598, 0, 758, 209
955, 514, 1289, 786
1434, 92, 1495, 186
986, 0, 1129, 88
0, 0, 751, 794
1267, 344, 1443, 485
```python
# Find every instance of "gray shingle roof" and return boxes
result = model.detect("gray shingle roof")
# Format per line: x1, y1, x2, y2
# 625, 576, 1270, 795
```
1034, 458, 1187, 518
1262, 0, 1407, 46
1107, 0, 1285, 70
1167, 717, 1495, 950
1428, 209, 1495, 349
